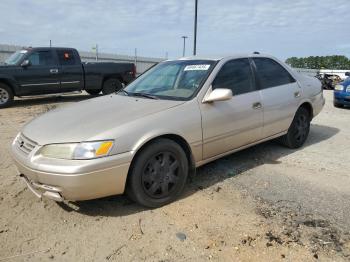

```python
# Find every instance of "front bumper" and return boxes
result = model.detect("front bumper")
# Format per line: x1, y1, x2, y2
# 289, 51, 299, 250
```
334, 90, 350, 106
11, 140, 133, 201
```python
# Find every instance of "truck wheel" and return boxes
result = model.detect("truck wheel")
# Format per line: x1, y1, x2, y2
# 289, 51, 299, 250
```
86, 89, 101, 95
102, 78, 123, 95
126, 139, 189, 208
333, 102, 343, 108
0, 83, 14, 109
280, 107, 310, 149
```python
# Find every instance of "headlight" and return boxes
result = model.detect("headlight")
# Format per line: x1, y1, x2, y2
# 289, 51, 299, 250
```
347, 86, 350, 93
39, 141, 114, 160
334, 84, 344, 91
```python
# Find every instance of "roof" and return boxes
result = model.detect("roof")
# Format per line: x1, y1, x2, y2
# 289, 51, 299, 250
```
24, 47, 77, 51
167, 52, 272, 62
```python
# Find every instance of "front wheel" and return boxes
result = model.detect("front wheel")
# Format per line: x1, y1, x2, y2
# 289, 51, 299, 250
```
280, 107, 310, 149
126, 139, 189, 208
0, 83, 14, 109
102, 78, 123, 95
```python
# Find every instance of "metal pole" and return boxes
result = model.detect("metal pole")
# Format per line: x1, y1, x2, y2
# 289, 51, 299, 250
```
134, 48, 137, 65
182, 36, 188, 57
49, 40, 52, 47
95, 44, 98, 62
193, 0, 198, 56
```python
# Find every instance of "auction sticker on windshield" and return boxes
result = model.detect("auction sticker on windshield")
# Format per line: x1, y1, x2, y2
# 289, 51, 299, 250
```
184, 64, 210, 71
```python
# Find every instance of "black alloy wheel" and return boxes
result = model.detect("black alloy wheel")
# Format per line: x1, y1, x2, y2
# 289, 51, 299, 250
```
280, 107, 310, 149
126, 138, 188, 208
141, 151, 180, 199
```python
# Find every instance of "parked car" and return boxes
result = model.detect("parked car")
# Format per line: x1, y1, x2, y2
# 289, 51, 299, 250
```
315, 73, 341, 90
334, 72, 350, 108
0, 47, 136, 108
11, 54, 325, 207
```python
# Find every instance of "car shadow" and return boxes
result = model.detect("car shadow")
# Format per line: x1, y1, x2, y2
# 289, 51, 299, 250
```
58, 124, 339, 217
11, 94, 95, 108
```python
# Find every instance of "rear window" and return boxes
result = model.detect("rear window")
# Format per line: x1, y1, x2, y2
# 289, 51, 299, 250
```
57, 50, 77, 66
253, 58, 295, 89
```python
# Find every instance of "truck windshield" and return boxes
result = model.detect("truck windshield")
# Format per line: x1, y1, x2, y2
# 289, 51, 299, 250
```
4, 50, 28, 65
123, 60, 216, 100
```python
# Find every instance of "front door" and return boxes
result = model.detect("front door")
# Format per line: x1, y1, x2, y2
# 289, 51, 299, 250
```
200, 58, 264, 160
15, 50, 60, 95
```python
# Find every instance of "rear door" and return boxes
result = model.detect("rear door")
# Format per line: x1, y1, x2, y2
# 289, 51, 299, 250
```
200, 58, 263, 159
56, 49, 84, 92
15, 50, 60, 94
252, 58, 301, 138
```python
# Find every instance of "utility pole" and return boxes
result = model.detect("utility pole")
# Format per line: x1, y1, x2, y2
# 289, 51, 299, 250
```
193, 0, 198, 56
134, 48, 138, 65
95, 44, 98, 61
49, 40, 52, 48
182, 36, 188, 57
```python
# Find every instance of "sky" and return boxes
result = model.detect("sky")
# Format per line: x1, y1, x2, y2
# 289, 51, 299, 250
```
0, 0, 349, 60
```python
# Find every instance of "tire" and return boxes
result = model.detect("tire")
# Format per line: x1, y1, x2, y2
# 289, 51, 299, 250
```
102, 78, 123, 95
86, 89, 101, 95
0, 83, 14, 109
280, 107, 310, 149
126, 138, 189, 208
333, 102, 344, 108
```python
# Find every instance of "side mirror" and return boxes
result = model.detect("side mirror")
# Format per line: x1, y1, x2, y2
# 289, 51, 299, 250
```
203, 88, 233, 103
21, 60, 31, 67
345, 72, 350, 77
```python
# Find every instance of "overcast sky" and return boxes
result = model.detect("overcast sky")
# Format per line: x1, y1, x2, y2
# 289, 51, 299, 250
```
0, 0, 349, 60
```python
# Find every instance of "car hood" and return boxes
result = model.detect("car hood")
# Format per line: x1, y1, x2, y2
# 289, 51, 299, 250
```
22, 94, 185, 145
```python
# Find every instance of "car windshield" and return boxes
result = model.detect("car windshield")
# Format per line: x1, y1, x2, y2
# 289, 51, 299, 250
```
123, 60, 216, 100
4, 50, 28, 65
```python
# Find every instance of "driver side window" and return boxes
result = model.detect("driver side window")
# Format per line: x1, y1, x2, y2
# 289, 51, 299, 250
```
212, 58, 255, 96
27, 51, 55, 66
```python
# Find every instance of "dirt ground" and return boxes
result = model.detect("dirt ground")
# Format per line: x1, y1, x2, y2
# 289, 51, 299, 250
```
0, 91, 349, 261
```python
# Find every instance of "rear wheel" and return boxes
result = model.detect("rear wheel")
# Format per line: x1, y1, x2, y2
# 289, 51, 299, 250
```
0, 83, 14, 109
126, 139, 189, 208
102, 78, 123, 95
280, 107, 310, 149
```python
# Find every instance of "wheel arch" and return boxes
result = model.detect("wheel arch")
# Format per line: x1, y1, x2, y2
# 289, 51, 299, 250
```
298, 101, 314, 120
0, 78, 16, 95
128, 133, 196, 182
102, 74, 124, 86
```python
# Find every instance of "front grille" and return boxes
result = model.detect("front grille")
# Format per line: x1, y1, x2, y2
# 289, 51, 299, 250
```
16, 133, 37, 155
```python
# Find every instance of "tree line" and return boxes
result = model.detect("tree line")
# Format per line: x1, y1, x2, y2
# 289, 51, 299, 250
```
285, 55, 350, 70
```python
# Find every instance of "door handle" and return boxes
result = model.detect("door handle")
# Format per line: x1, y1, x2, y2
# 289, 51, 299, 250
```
50, 69, 59, 74
252, 102, 262, 109
294, 91, 301, 98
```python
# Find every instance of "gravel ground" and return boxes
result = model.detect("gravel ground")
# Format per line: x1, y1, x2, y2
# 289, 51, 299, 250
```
0, 91, 349, 261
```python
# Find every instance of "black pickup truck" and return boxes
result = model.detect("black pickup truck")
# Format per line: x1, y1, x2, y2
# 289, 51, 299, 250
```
0, 47, 136, 108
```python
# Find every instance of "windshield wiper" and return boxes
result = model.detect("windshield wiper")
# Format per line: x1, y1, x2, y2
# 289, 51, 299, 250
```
130, 92, 159, 100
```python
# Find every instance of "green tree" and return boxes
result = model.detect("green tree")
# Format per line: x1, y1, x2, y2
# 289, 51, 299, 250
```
285, 55, 350, 69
